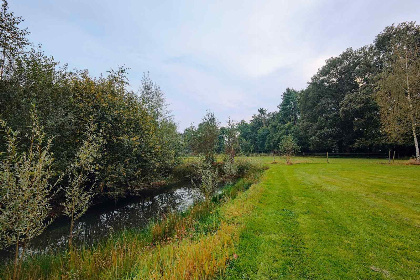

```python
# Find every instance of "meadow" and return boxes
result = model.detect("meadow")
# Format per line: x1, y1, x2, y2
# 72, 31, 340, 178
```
223, 157, 420, 279
1, 157, 419, 279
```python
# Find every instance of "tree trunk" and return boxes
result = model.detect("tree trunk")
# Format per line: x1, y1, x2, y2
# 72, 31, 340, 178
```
0, 50, 6, 81
13, 239, 19, 280
69, 215, 74, 251
68, 215, 75, 269
413, 127, 420, 162
405, 51, 420, 162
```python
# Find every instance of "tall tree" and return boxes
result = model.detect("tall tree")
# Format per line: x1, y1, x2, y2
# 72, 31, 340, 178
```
0, 0, 29, 80
338, 46, 383, 150
374, 22, 420, 161
224, 118, 239, 161
191, 111, 219, 163
278, 88, 300, 125
139, 72, 169, 121
237, 120, 254, 154
299, 47, 382, 152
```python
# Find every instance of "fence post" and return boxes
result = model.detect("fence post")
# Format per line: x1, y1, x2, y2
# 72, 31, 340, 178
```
327, 152, 329, 163
393, 150, 395, 163
388, 150, 391, 164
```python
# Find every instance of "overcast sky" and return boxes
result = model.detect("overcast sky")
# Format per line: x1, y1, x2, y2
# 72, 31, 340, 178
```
10, 0, 420, 130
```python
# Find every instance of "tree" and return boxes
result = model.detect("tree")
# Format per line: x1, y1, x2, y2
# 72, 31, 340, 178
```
279, 135, 300, 164
0, 115, 56, 280
298, 46, 384, 153
237, 120, 254, 154
299, 49, 361, 152
194, 157, 219, 200
278, 88, 300, 125
0, 0, 29, 80
224, 118, 239, 161
139, 72, 181, 175
222, 118, 239, 180
62, 123, 103, 251
374, 22, 420, 161
265, 88, 301, 154
338, 46, 383, 150
182, 124, 196, 155
190, 111, 219, 164
139, 72, 169, 122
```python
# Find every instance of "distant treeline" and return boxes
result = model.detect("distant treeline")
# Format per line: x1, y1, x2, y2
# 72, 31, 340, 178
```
183, 22, 419, 159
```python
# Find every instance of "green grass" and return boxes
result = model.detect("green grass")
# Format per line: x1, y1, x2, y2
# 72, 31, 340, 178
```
2, 157, 418, 279
223, 157, 420, 279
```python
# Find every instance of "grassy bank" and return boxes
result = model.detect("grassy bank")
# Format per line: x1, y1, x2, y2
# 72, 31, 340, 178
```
223, 157, 420, 279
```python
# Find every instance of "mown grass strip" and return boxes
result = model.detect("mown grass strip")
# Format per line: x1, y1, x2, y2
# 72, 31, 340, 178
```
223, 158, 420, 279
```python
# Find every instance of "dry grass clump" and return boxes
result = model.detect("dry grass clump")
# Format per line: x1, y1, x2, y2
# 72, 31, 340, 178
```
132, 222, 237, 280
406, 158, 420, 165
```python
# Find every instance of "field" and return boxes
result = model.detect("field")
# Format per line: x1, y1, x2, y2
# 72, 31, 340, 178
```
223, 157, 420, 279
1, 157, 419, 279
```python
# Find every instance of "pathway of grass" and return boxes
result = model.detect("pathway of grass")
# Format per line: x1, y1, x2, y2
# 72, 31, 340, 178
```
223, 158, 420, 279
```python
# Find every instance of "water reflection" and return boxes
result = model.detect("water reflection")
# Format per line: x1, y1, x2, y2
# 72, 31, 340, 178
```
0, 185, 203, 262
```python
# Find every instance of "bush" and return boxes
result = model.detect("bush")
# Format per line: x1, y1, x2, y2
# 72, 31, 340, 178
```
0, 116, 58, 279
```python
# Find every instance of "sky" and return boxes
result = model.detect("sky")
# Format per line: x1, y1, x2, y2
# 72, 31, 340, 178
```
9, 0, 420, 130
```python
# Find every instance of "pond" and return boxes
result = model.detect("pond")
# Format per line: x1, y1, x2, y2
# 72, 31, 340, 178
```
0, 183, 204, 263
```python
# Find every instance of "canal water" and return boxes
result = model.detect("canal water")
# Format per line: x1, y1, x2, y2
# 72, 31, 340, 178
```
0, 183, 204, 262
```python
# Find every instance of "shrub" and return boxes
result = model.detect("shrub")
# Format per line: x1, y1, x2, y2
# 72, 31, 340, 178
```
0, 115, 58, 279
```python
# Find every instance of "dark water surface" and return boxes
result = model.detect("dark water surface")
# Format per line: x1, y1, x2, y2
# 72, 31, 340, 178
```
0, 183, 203, 263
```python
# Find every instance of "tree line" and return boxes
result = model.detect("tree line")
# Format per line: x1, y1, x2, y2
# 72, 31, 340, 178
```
183, 22, 419, 161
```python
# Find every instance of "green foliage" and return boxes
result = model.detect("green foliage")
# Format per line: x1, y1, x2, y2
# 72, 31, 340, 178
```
222, 158, 237, 182
278, 135, 300, 164
278, 88, 299, 125
222, 118, 240, 172
0, 0, 29, 80
1, 2, 182, 198
235, 22, 418, 157
0, 114, 57, 278
1, 55, 180, 196
62, 122, 104, 248
236, 89, 300, 155
0, 3, 183, 256
299, 48, 377, 152
0, 115, 56, 248
139, 72, 168, 121
193, 157, 219, 200
374, 22, 420, 161
185, 111, 219, 164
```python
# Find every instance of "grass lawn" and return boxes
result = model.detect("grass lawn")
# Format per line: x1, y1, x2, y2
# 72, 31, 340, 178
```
223, 157, 420, 279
